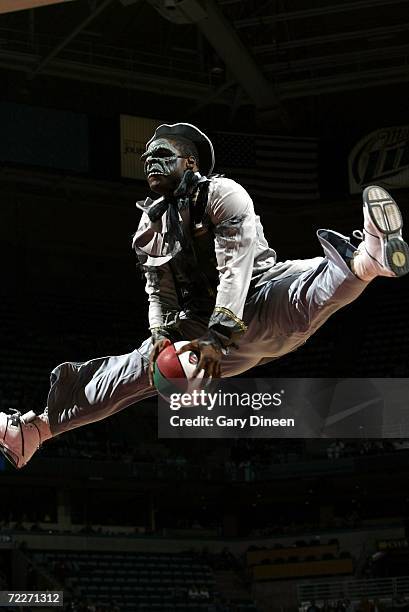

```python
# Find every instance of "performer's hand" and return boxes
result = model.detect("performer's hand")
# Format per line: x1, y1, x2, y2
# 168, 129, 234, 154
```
176, 335, 222, 379
149, 338, 172, 386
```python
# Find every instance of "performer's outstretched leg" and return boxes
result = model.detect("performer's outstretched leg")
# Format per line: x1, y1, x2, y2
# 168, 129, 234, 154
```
291, 186, 408, 341
227, 186, 408, 372
282, 186, 408, 346
0, 340, 156, 468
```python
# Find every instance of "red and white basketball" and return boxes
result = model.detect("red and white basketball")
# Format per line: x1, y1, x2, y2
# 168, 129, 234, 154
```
153, 341, 204, 399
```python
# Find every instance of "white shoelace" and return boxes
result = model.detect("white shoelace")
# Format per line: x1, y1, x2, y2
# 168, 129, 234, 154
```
352, 229, 363, 241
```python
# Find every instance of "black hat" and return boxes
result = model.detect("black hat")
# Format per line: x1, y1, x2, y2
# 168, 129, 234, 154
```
146, 122, 215, 175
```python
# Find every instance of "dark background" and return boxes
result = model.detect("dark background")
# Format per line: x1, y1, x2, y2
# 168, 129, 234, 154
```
0, 2, 409, 611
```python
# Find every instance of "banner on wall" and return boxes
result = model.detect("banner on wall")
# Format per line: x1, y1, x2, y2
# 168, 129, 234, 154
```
349, 125, 409, 193
215, 131, 319, 201
120, 115, 162, 180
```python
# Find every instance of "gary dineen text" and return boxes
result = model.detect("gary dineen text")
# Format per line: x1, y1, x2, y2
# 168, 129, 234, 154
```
169, 415, 295, 428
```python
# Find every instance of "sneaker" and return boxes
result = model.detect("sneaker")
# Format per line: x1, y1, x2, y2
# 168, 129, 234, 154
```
351, 185, 409, 281
0, 409, 51, 469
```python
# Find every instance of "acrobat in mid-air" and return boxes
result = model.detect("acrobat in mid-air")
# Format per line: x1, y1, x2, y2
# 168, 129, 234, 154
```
1, 122, 408, 468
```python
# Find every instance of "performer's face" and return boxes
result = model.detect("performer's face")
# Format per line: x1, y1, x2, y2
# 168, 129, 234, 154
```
141, 137, 191, 195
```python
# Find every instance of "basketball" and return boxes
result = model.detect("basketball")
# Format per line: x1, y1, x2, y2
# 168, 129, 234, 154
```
153, 341, 205, 400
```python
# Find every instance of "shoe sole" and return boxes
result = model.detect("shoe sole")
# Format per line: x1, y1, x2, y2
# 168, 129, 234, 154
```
363, 185, 409, 277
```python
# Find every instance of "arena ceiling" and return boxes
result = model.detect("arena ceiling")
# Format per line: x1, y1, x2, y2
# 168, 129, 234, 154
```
0, 0, 407, 128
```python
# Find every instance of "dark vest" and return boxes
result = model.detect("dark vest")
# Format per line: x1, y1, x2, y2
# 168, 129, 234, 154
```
169, 180, 219, 317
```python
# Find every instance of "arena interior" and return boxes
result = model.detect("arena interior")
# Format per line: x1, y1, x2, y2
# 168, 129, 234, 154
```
0, 0, 409, 611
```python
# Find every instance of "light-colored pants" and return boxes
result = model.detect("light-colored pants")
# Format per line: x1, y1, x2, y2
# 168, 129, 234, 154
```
47, 230, 367, 435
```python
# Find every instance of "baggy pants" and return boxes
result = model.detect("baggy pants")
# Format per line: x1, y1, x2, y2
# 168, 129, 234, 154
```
47, 230, 368, 435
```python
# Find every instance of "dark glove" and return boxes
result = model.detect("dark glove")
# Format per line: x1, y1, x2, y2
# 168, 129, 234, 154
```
176, 331, 222, 378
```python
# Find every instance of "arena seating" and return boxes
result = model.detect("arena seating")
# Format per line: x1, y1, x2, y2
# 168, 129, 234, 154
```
30, 550, 260, 611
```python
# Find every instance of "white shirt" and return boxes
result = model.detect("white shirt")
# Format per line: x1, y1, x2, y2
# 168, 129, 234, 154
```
133, 176, 277, 344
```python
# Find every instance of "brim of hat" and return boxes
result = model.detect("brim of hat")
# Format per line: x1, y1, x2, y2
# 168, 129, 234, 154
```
147, 122, 215, 175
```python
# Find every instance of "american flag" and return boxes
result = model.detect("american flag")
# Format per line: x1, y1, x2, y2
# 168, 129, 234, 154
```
213, 131, 319, 201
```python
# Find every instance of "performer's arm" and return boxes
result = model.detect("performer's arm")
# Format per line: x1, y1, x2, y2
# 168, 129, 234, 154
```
207, 179, 256, 348
144, 263, 182, 384
144, 263, 180, 343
